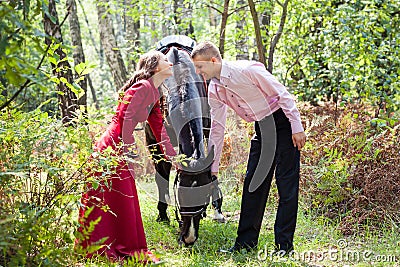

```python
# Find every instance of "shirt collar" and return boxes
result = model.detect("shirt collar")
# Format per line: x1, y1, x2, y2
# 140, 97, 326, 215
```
212, 60, 230, 84
220, 60, 230, 78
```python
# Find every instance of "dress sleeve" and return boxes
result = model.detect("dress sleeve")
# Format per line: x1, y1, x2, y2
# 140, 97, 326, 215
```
118, 82, 156, 152
147, 101, 177, 158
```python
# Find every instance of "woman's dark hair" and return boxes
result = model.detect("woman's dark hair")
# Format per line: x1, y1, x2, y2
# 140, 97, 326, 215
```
121, 50, 164, 91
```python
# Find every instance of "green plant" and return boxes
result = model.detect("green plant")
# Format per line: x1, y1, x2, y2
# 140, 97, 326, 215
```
0, 108, 92, 265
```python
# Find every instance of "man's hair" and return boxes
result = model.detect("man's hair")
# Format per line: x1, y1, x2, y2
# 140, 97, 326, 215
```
191, 41, 222, 61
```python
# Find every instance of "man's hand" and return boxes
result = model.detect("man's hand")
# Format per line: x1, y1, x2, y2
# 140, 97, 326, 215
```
292, 131, 307, 150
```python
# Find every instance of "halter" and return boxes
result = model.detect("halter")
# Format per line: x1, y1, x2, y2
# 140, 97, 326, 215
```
173, 168, 210, 226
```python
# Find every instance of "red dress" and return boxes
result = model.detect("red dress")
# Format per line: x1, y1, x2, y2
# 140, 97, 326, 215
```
77, 79, 175, 261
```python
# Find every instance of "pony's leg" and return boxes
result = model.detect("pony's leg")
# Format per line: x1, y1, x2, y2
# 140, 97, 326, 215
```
145, 122, 172, 222
211, 175, 225, 222
178, 123, 194, 158
155, 160, 172, 222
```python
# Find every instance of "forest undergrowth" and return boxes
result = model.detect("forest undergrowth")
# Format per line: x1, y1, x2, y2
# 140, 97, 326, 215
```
298, 102, 399, 234
0, 102, 399, 266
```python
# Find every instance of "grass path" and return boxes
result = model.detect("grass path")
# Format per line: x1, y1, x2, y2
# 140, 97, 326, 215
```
136, 178, 400, 267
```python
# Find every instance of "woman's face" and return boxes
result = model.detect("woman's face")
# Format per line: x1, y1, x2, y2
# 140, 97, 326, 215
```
155, 55, 173, 77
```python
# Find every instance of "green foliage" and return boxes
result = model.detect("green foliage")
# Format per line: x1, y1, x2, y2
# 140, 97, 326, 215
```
0, 107, 93, 266
282, 0, 400, 114
0, 1, 58, 112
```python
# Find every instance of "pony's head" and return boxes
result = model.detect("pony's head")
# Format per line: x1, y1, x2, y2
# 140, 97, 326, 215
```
176, 148, 214, 246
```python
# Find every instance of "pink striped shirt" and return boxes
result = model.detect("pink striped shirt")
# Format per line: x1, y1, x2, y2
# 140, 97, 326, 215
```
208, 60, 304, 173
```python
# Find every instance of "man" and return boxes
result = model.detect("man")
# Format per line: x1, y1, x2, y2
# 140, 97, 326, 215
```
191, 41, 306, 253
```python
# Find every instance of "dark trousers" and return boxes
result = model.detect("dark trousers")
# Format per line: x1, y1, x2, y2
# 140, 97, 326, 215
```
235, 108, 300, 251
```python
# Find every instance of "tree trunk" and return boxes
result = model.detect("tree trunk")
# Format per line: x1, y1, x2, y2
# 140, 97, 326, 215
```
97, 0, 128, 91
236, 0, 249, 60
219, 0, 230, 58
67, 0, 87, 108
248, 0, 266, 66
124, 0, 140, 74
77, 0, 101, 62
209, 5, 217, 28
172, 0, 194, 35
267, 0, 289, 73
43, 0, 77, 124
87, 75, 99, 109
114, 1, 124, 45
173, 0, 183, 31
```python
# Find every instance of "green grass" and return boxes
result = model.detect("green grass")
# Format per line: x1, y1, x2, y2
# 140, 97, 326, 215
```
135, 178, 400, 267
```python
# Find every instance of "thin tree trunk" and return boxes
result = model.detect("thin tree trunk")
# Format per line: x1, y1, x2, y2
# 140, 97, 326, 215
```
236, 0, 249, 60
43, 0, 77, 124
248, 0, 266, 66
219, 0, 230, 58
183, 3, 194, 35
172, 0, 193, 35
151, 16, 157, 44
267, 0, 289, 73
173, 0, 183, 32
124, 0, 140, 74
76, 0, 101, 60
97, 0, 128, 91
67, 0, 87, 108
209, 5, 217, 28
114, 0, 124, 45
87, 75, 99, 109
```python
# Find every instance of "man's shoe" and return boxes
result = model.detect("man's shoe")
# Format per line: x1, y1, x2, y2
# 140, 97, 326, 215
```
218, 244, 256, 253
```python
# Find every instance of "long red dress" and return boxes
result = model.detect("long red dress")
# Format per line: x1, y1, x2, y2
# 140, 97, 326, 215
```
77, 79, 175, 261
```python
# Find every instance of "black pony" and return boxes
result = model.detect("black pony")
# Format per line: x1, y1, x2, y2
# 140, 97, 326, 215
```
146, 35, 223, 246
157, 35, 208, 159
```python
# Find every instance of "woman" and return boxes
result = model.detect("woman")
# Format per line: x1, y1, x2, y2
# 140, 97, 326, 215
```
77, 50, 176, 262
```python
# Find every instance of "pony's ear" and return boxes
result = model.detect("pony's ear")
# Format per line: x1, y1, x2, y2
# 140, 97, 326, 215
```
173, 47, 180, 62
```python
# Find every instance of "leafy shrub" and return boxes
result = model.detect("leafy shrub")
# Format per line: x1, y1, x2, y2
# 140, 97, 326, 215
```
0, 108, 92, 266
300, 102, 400, 234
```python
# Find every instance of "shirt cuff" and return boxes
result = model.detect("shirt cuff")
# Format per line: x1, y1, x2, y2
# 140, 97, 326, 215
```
291, 120, 304, 134
211, 162, 219, 173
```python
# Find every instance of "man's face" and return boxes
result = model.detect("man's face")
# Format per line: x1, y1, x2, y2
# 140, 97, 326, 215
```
192, 55, 215, 80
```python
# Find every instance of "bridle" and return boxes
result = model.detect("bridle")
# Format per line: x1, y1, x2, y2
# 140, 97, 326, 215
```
158, 44, 208, 95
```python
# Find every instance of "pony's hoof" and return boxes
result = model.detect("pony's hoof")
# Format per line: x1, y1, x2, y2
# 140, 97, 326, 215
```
212, 210, 225, 223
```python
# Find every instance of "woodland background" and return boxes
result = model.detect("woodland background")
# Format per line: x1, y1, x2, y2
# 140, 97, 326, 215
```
0, 0, 399, 266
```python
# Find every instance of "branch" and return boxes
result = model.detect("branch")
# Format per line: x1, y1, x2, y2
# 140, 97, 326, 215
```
227, 4, 248, 17
206, 2, 222, 14
284, 51, 305, 84
7, 28, 22, 41
267, 0, 289, 73
0, 43, 52, 111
